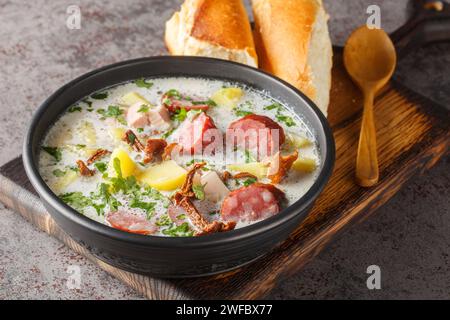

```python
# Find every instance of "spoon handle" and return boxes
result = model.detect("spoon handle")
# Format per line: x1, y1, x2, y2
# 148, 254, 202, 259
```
356, 90, 379, 187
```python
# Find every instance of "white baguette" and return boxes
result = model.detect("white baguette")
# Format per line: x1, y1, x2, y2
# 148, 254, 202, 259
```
252, 0, 333, 116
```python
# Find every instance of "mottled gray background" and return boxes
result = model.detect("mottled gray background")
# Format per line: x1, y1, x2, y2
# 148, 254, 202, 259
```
0, 0, 449, 299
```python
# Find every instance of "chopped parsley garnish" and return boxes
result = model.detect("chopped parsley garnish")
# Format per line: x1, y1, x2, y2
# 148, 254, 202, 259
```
235, 109, 253, 117
208, 211, 219, 216
264, 102, 297, 127
244, 149, 256, 163
52, 169, 66, 177
97, 105, 126, 125
172, 108, 187, 122
161, 128, 175, 139
276, 114, 296, 127
137, 128, 144, 133
192, 184, 206, 201
243, 177, 257, 187
42, 146, 62, 162
130, 198, 156, 220
126, 131, 137, 144
59, 192, 92, 213
192, 99, 217, 107
162, 222, 194, 237
165, 89, 182, 100
134, 78, 153, 89
82, 99, 93, 108
156, 214, 172, 227
137, 104, 150, 113
91, 92, 108, 100
176, 214, 186, 220
68, 106, 82, 113
75, 144, 86, 149
94, 162, 107, 173
264, 103, 283, 112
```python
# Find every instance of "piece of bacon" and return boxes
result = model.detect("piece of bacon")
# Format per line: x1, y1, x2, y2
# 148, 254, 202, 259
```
143, 139, 167, 163
76, 160, 95, 177
267, 151, 299, 184
87, 149, 111, 165
122, 130, 145, 152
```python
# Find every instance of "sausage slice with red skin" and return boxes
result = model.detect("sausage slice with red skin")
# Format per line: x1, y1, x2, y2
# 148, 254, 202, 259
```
221, 183, 285, 222
106, 211, 157, 235
227, 114, 286, 158
173, 112, 218, 154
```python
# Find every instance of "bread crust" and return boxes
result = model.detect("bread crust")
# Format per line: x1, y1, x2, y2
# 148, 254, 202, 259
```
252, 0, 332, 114
165, 0, 257, 66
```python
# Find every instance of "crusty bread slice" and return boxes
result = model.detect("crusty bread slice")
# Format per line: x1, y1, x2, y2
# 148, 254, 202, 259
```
165, 0, 258, 67
252, 0, 333, 116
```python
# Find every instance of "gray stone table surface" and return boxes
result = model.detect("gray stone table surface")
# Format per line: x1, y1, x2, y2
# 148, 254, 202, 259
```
0, 0, 448, 299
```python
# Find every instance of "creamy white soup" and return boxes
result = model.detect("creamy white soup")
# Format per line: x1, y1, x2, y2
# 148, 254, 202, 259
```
39, 77, 320, 237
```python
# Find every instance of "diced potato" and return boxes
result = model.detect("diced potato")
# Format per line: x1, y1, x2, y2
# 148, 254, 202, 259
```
108, 127, 126, 144
227, 162, 268, 179
287, 133, 312, 149
78, 121, 97, 146
108, 148, 136, 178
292, 157, 317, 173
121, 92, 150, 107
138, 160, 187, 191
211, 88, 243, 109
51, 170, 78, 192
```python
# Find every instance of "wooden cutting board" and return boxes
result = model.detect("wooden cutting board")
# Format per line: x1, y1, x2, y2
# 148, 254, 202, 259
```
0, 49, 448, 299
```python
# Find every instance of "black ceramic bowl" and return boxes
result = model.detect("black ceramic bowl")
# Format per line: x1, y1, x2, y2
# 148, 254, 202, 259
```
23, 57, 335, 278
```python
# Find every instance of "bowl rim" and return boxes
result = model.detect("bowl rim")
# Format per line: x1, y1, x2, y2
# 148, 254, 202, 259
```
23, 56, 335, 249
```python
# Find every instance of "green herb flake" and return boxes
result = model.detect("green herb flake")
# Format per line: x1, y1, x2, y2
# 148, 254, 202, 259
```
59, 192, 92, 213
156, 214, 172, 227
135, 78, 154, 89
94, 162, 107, 173
162, 222, 194, 237
91, 92, 108, 100
276, 114, 296, 127
137, 104, 150, 113
192, 184, 206, 201
42, 146, 62, 162
165, 89, 182, 99
130, 198, 156, 219
264, 103, 283, 112
68, 106, 82, 113
172, 108, 187, 122
244, 149, 256, 164
52, 169, 66, 177
137, 128, 144, 133
162, 128, 175, 139
243, 177, 257, 187
234, 108, 253, 117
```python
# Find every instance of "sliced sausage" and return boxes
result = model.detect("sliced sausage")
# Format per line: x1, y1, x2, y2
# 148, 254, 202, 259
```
173, 112, 218, 154
227, 114, 286, 159
106, 211, 157, 235
221, 183, 285, 222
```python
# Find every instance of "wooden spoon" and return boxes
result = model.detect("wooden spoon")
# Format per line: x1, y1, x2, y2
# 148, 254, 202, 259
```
344, 26, 397, 187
